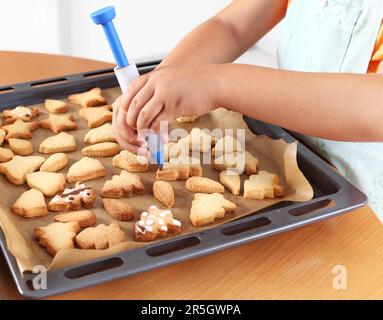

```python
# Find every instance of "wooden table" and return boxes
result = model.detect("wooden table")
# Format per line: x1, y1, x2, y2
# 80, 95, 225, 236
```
0, 51, 382, 300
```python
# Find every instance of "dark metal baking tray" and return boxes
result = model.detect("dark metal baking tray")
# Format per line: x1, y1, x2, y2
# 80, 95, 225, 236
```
0, 61, 367, 298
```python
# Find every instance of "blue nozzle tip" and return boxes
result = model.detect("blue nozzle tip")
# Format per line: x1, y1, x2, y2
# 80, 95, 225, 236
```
91, 6, 116, 25
153, 149, 165, 166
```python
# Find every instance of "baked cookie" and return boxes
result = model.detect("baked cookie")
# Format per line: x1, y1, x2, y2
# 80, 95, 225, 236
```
49, 182, 96, 212
40, 153, 69, 172
79, 105, 112, 128
67, 157, 106, 182
212, 151, 258, 175
0, 129, 6, 146
243, 170, 285, 200
0, 147, 14, 163
0, 155, 45, 185
186, 176, 225, 194
54, 210, 96, 228
213, 136, 243, 156
39, 132, 77, 154
113, 150, 149, 172
219, 170, 241, 196
3, 106, 40, 124
212, 152, 244, 172
164, 142, 183, 161
81, 142, 119, 157
153, 181, 175, 208
178, 128, 216, 153
83, 123, 116, 144
76, 222, 126, 250
155, 156, 202, 181
190, 193, 237, 227
34, 221, 81, 256
2, 119, 39, 140
244, 151, 259, 175
68, 87, 107, 108
102, 170, 145, 198
176, 116, 198, 123
39, 114, 77, 134
11, 188, 48, 218
26, 172, 66, 197
102, 198, 135, 221
135, 205, 181, 242
8, 138, 33, 156
44, 99, 68, 114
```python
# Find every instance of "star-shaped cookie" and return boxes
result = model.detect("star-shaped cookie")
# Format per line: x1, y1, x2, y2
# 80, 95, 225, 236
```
79, 105, 112, 128
39, 114, 78, 134
3, 106, 40, 124
68, 87, 107, 108
2, 119, 39, 140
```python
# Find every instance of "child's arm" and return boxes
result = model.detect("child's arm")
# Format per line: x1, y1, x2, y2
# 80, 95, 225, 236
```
123, 62, 383, 142
214, 64, 383, 142
113, 0, 288, 151
159, 0, 288, 67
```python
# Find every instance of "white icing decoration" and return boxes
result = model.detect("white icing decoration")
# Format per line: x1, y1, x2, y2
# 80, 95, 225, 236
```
160, 225, 168, 232
51, 195, 60, 202
160, 211, 171, 217
11, 106, 31, 117
172, 219, 181, 226
146, 219, 154, 225
141, 211, 148, 217
146, 226, 153, 232
149, 205, 157, 209
80, 190, 90, 197
138, 221, 145, 226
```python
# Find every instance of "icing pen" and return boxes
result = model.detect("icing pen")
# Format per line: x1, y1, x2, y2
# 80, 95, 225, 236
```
91, 6, 164, 167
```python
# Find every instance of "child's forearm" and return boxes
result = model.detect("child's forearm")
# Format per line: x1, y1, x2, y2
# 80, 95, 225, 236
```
215, 64, 383, 142
160, 0, 288, 67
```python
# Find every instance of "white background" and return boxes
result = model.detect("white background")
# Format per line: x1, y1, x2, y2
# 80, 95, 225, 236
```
0, 0, 279, 66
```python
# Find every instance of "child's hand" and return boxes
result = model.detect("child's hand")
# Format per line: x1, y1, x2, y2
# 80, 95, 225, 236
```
112, 95, 147, 155
120, 64, 219, 133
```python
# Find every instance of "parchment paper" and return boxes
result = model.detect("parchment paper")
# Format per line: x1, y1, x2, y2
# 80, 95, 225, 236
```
0, 87, 313, 273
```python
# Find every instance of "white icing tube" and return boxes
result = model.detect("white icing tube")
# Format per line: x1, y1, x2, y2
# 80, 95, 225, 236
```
114, 63, 140, 93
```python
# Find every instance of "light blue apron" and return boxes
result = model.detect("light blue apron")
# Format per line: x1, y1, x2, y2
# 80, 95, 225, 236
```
277, 0, 383, 222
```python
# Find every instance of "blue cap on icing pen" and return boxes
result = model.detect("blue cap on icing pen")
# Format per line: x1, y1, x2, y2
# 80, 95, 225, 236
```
91, 6, 129, 68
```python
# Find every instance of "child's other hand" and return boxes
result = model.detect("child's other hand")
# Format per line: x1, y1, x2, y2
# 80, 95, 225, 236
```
122, 64, 219, 132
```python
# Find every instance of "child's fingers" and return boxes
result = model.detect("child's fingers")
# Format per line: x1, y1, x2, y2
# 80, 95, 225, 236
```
116, 107, 142, 146
136, 98, 164, 132
149, 110, 171, 142
125, 82, 155, 129
112, 96, 122, 139
114, 129, 148, 155
121, 74, 150, 112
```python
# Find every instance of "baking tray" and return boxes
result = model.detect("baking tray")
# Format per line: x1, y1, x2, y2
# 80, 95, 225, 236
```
0, 60, 367, 298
